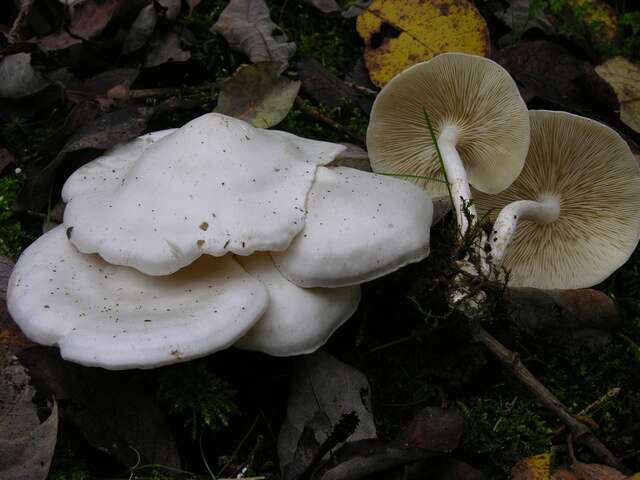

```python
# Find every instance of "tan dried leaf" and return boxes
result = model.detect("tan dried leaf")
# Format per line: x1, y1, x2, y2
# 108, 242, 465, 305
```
595, 57, 640, 134
212, 0, 296, 70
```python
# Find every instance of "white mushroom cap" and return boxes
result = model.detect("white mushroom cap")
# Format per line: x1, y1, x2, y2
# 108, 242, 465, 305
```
61, 129, 177, 201
63, 113, 346, 275
7, 226, 269, 370
474, 110, 640, 289
234, 253, 361, 356
367, 53, 530, 196
272, 166, 432, 288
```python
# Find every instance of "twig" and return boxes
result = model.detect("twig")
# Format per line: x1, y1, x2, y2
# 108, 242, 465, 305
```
342, 81, 378, 97
294, 97, 366, 145
467, 319, 630, 474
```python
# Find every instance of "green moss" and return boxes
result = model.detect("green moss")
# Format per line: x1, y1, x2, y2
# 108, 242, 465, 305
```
459, 397, 553, 473
0, 176, 35, 259
279, 99, 367, 143
48, 462, 91, 480
157, 361, 239, 438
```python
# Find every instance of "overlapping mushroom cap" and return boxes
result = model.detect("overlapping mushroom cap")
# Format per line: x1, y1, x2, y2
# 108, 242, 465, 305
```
8, 113, 434, 369
367, 52, 530, 197
64, 113, 346, 276
474, 110, 640, 289
272, 166, 433, 287
8, 226, 268, 369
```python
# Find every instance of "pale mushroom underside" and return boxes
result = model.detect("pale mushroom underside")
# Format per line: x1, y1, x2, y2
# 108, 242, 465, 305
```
367, 53, 530, 197
474, 110, 640, 289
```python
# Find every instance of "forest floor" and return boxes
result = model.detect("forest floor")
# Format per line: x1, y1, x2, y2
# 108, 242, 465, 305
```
1, 0, 640, 479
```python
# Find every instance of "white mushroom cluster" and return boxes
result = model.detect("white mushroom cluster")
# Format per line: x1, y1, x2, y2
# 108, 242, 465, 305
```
8, 113, 433, 369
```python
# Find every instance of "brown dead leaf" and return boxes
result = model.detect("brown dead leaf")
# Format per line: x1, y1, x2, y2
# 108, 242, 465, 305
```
298, 58, 373, 114
186, 0, 202, 16
212, 0, 296, 71
122, 3, 157, 54
19, 106, 152, 212
391, 406, 464, 453
145, 31, 191, 67
37, 0, 127, 51
506, 288, 620, 346
0, 149, 14, 174
18, 347, 180, 467
571, 462, 626, 480
303, 0, 341, 13
7, 0, 35, 42
157, 0, 181, 20
278, 351, 376, 475
0, 53, 49, 99
0, 352, 58, 480
495, 40, 618, 115
595, 57, 640, 134
215, 62, 300, 128
356, 0, 489, 87
495, 0, 556, 43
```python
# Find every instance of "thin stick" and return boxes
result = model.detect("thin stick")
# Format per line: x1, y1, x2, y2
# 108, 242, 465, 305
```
295, 97, 366, 145
467, 319, 629, 474
343, 80, 378, 96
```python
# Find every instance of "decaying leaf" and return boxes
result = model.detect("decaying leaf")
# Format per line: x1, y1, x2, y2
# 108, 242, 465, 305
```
595, 57, 640, 134
18, 347, 180, 467
0, 352, 58, 480
0, 257, 13, 302
277, 350, 377, 474
157, 0, 181, 20
186, 0, 202, 16
505, 288, 620, 347
19, 106, 153, 212
298, 58, 373, 114
212, 0, 296, 70
391, 406, 464, 453
215, 63, 300, 128
0, 53, 49, 99
510, 453, 551, 480
495, 0, 556, 43
303, 0, 341, 13
145, 31, 191, 67
571, 462, 626, 480
37, 0, 127, 51
356, 0, 489, 87
495, 40, 618, 115
122, 3, 157, 54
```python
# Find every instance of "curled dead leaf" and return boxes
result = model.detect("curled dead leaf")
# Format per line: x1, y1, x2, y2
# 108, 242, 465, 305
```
212, 0, 296, 71
215, 62, 300, 128
571, 462, 626, 480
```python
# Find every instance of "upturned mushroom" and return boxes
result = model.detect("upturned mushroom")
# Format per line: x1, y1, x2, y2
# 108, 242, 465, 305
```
366, 52, 530, 236
474, 110, 640, 289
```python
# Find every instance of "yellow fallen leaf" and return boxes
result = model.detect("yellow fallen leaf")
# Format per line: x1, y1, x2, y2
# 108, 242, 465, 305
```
356, 0, 489, 87
511, 453, 552, 480
595, 57, 640, 134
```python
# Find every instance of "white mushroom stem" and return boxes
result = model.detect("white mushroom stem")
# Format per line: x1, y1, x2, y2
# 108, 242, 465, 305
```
489, 196, 560, 265
438, 127, 476, 237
